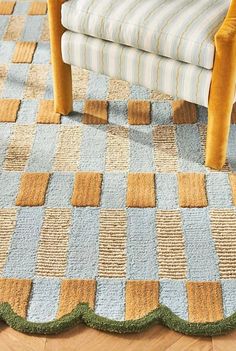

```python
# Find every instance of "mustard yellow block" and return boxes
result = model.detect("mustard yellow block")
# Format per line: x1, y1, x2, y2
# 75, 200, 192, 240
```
178, 173, 208, 208
187, 282, 223, 323
206, 0, 236, 169
57, 280, 96, 318
172, 100, 197, 124
47, 0, 72, 115
128, 100, 151, 125
16, 173, 50, 206
37, 100, 61, 124
0, 278, 32, 318
28, 2, 47, 15
125, 281, 159, 320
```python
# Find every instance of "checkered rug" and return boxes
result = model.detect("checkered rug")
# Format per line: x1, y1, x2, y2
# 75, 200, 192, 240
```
0, 0, 236, 336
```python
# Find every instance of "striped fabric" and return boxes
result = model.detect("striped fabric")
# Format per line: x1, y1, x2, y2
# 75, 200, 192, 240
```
62, 31, 212, 106
61, 0, 230, 70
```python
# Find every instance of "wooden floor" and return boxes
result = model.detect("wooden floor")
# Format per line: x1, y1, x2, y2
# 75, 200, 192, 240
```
0, 322, 235, 351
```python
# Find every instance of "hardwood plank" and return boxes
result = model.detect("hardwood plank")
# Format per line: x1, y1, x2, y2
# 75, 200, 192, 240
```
166, 335, 213, 351
0, 323, 46, 351
0, 323, 235, 351
45, 325, 198, 351
212, 330, 236, 351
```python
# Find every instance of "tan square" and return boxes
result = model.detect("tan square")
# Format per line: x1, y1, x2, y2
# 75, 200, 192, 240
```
58, 280, 96, 318
3, 16, 25, 41
83, 100, 108, 124
28, 2, 47, 15
178, 173, 208, 207
210, 209, 236, 279
16, 173, 50, 206
71, 172, 103, 207
128, 100, 151, 125
36, 208, 71, 278
126, 281, 159, 320
12, 42, 37, 64
24, 64, 49, 99
187, 282, 223, 323
0, 99, 21, 122
0, 2, 15, 15
126, 173, 156, 207
37, 100, 61, 124
229, 173, 236, 205
98, 210, 127, 278
172, 100, 197, 124
108, 79, 130, 100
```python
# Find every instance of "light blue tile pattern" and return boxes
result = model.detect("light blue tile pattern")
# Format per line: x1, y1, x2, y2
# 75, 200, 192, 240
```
13, 2, 29, 15
206, 173, 233, 208
0, 41, 15, 64
222, 280, 236, 318
27, 277, 61, 322
66, 208, 100, 278
95, 279, 125, 321
16, 100, 38, 124
2, 64, 29, 99
108, 101, 128, 126
45, 173, 74, 207
127, 209, 158, 280
0, 124, 11, 167
21, 16, 44, 42
3, 208, 44, 278
129, 125, 155, 172
87, 72, 108, 99
130, 84, 150, 99
181, 208, 220, 281
27, 125, 58, 172
61, 101, 84, 124
0, 16, 9, 38
44, 68, 54, 99
101, 173, 126, 208
151, 101, 172, 125
33, 42, 51, 64
0, 172, 20, 207
156, 173, 178, 209
160, 280, 188, 320
79, 125, 106, 171
176, 125, 204, 172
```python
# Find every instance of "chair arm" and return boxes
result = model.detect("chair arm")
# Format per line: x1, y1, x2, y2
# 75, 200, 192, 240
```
47, 0, 67, 41
215, 0, 236, 42
227, 0, 236, 19
206, 0, 236, 169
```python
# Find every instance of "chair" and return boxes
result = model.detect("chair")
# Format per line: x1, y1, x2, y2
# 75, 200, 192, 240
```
47, 0, 236, 170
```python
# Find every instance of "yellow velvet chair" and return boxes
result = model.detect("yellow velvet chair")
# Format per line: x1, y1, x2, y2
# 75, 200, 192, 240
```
47, 0, 236, 170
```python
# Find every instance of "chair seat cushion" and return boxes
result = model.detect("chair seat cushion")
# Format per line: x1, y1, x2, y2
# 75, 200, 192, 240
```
62, 0, 230, 70
62, 31, 213, 107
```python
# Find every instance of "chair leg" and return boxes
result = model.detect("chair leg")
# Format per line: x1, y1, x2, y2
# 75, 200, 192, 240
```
48, 0, 73, 115
205, 95, 233, 170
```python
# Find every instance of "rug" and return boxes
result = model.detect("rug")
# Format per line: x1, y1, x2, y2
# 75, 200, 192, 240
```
0, 0, 236, 337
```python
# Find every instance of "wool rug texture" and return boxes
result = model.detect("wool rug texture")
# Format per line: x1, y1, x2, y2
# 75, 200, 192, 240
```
1, 0, 236, 337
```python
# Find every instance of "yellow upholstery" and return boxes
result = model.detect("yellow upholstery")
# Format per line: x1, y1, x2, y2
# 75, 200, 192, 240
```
48, 0, 72, 115
206, 0, 236, 169
48, 0, 236, 169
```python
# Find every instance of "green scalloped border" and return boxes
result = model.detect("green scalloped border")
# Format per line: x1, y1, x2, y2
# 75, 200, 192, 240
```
1, 302, 236, 336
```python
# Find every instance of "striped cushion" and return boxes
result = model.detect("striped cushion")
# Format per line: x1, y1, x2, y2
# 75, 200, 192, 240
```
62, 31, 212, 107
61, 0, 230, 70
